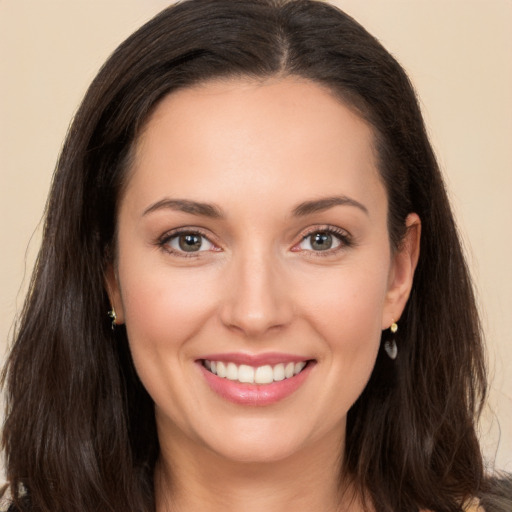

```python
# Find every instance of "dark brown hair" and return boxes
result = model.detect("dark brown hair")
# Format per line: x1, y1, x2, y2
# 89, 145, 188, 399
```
2, 1, 491, 511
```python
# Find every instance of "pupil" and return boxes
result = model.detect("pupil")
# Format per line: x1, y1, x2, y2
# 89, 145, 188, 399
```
312, 232, 332, 250
179, 234, 202, 252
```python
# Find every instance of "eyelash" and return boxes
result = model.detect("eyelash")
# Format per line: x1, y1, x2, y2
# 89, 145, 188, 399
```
293, 225, 353, 257
157, 228, 218, 258
156, 225, 353, 258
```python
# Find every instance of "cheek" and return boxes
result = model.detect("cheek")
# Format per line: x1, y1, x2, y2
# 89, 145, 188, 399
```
117, 258, 220, 359
115, 259, 224, 425
295, 261, 389, 391
296, 262, 389, 342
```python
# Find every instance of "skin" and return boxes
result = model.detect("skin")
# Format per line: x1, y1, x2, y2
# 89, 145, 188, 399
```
107, 77, 420, 512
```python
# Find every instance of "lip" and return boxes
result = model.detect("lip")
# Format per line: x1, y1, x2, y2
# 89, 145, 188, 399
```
199, 352, 309, 366
197, 354, 315, 406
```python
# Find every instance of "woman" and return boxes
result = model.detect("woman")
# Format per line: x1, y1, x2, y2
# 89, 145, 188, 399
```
1, 1, 509, 511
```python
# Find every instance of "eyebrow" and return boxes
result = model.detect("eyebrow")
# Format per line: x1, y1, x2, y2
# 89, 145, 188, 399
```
142, 198, 223, 218
142, 194, 368, 219
292, 195, 369, 216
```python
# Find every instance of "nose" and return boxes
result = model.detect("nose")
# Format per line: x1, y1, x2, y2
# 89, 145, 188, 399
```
219, 250, 294, 338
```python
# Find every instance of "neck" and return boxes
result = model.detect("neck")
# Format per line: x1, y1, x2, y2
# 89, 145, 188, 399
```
154, 426, 364, 512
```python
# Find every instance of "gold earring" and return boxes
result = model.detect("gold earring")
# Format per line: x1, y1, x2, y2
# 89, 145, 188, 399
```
108, 308, 117, 330
384, 321, 398, 360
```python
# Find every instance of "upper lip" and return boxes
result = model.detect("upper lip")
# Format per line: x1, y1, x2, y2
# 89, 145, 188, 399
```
198, 352, 312, 366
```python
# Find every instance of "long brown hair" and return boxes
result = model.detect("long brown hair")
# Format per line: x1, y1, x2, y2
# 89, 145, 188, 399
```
2, 1, 489, 511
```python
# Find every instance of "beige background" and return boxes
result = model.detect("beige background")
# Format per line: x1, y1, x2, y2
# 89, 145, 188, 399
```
1, 0, 511, 474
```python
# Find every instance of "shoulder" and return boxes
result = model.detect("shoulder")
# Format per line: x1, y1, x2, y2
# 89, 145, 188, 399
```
0, 483, 28, 512
0, 484, 13, 512
421, 499, 484, 512
464, 502, 485, 512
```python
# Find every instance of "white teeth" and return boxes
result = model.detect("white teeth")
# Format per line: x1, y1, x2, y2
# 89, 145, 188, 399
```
238, 364, 255, 383
294, 361, 306, 375
255, 365, 274, 384
216, 361, 227, 378
204, 359, 309, 384
273, 363, 285, 381
226, 362, 238, 380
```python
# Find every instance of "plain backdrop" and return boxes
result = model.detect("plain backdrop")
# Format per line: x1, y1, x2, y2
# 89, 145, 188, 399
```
1, 0, 511, 475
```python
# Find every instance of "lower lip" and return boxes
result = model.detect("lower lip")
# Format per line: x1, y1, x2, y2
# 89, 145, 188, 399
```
199, 362, 314, 406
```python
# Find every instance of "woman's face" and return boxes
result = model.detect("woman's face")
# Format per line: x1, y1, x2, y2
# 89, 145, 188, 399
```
108, 77, 419, 464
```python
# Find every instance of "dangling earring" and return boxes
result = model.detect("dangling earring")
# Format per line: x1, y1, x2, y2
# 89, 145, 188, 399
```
108, 308, 117, 330
384, 321, 398, 360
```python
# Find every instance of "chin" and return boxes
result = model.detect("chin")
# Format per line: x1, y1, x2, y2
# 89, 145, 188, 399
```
208, 435, 307, 465
195, 414, 339, 466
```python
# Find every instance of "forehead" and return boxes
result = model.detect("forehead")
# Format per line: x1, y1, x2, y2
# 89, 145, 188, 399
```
124, 77, 385, 220
137, 76, 376, 160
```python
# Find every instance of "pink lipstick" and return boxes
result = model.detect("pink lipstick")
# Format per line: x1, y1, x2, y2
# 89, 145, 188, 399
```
197, 353, 315, 406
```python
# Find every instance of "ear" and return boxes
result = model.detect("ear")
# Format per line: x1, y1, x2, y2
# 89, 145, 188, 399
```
382, 213, 421, 329
105, 264, 125, 325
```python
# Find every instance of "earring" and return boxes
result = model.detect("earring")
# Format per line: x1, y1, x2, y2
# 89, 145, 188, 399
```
108, 308, 117, 330
384, 321, 398, 360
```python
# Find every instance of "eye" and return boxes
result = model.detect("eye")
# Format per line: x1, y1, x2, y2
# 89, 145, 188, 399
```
299, 231, 340, 251
165, 232, 215, 253
294, 228, 351, 253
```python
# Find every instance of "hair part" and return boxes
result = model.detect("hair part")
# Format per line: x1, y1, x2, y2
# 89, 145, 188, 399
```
2, 1, 488, 511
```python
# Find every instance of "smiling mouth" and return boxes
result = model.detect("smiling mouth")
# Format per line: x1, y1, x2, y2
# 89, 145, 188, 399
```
202, 360, 311, 385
